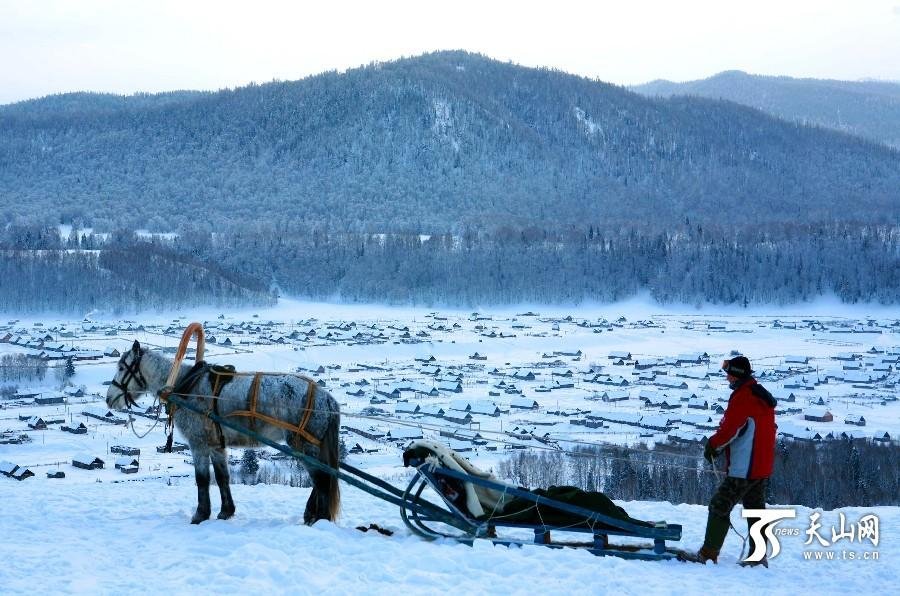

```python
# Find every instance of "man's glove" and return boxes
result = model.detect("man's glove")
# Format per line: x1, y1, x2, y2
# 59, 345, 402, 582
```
703, 441, 717, 464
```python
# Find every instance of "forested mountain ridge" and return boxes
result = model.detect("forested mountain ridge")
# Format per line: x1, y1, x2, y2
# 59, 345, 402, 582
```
2, 51, 898, 233
631, 70, 900, 149
0, 90, 207, 117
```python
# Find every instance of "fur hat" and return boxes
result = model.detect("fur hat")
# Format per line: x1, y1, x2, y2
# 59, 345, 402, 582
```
722, 356, 753, 378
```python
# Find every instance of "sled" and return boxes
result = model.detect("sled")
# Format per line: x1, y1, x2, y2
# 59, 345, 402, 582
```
401, 443, 684, 561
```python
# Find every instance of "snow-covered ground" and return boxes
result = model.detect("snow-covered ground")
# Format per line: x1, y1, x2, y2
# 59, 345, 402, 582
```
1, 475, 895, 595
1, 297, 898, 594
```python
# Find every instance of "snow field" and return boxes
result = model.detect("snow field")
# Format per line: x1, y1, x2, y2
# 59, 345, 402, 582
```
1, 477, 896, 595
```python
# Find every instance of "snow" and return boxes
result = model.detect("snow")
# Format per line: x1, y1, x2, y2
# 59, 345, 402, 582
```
431, 98, 459, 152
135, 230, 180, 241
1, 298, 898, 593
55, 225, 102, 243
0, 471, 895, 594
574, 106, 602, 136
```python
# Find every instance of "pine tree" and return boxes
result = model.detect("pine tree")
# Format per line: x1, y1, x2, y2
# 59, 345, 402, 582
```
339, 438, 349, 462
240, 449, 260, 483
64, 357, 76, 379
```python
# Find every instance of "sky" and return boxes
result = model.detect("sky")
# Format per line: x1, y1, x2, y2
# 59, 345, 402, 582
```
1, 0, 899, 105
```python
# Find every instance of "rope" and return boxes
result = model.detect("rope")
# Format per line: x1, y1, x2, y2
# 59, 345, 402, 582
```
127, 393, 164, 439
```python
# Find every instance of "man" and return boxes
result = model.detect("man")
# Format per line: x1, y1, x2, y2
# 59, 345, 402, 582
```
690, 355, 777, 566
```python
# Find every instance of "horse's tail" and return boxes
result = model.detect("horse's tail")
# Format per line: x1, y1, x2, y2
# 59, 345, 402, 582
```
318, 410, 341, 521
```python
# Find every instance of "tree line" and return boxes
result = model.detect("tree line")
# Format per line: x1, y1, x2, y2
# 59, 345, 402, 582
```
204, 221, 899, 306
0, 221, 896, 313
0, 236, 275, 314
498, 438, 900, 509
0, 353, 48, 384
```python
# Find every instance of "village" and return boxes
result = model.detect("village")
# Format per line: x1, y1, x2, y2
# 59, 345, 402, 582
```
1, 307, 899, 485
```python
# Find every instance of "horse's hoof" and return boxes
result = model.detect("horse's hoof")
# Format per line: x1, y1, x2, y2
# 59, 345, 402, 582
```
191, 514, 210, 524
217, 510, 235, 520
304, 515, 326, 526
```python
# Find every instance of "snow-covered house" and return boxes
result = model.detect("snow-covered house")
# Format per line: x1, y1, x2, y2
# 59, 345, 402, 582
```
394, 402, 420, 415
72, 455, 105, 470
844, 414, 866, 427
115, 457, 140, 473
469, 401, 501, 417
510, 397, 539, 410
601, 390, 630, 402
386, 427, 423, 442
804, 408, 834, 423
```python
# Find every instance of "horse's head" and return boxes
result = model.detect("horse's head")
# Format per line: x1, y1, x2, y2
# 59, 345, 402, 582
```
106, 340, 148, 409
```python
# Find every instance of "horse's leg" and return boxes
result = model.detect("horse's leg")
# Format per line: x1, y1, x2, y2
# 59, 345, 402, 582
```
303, 470, 332, 525
211, 447, 235, 520
303, 411, 341, 524
190, 446, 212, 524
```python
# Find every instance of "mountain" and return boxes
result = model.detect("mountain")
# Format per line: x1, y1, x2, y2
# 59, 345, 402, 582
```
632, 70, 900, 149
1, 52, 899, 233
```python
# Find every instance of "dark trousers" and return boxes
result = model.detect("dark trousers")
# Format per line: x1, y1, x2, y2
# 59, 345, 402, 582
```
704, 477, 767, 552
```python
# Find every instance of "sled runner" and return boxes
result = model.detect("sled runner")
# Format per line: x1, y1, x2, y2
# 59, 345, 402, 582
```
401, 441, 684, 561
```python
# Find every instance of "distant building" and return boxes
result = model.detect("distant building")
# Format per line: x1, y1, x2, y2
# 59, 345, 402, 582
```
35, 394, 66, 405
804, 408, 834, 423
72, 456, 105, 470
844, 414, 866, 427
509, 397, 539, 409
115, 457, 140, 473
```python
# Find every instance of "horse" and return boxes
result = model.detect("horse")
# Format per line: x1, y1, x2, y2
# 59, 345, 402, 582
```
106, 340, 340, 525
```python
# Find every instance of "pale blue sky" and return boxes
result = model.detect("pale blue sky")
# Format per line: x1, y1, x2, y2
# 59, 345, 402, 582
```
1, 0, 899, 105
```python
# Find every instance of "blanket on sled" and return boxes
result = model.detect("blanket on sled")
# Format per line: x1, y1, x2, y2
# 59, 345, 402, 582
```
402, 441, 651, 530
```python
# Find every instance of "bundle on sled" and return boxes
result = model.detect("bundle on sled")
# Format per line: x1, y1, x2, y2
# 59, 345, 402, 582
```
401, 441, 683, 561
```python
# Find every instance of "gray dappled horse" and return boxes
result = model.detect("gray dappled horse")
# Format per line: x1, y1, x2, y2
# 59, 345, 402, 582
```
106, 341, 340, 525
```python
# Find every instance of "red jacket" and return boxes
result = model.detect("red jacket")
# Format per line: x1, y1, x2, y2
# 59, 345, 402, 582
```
709, 378, 777, 479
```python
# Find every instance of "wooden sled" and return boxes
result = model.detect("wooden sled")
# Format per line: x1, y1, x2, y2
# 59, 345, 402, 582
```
402, 448, 685, 561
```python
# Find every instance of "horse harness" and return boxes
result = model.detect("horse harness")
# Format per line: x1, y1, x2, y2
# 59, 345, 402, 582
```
164, 361, 321, 451
113, 350, 148, 408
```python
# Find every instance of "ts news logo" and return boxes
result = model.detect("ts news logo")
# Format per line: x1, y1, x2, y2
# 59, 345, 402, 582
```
741, 509, 798, 562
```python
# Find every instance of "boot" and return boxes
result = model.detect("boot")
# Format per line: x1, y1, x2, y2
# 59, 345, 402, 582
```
678, 545, 719, 564
697, 545, 719, 564
677, 511, 729, 564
